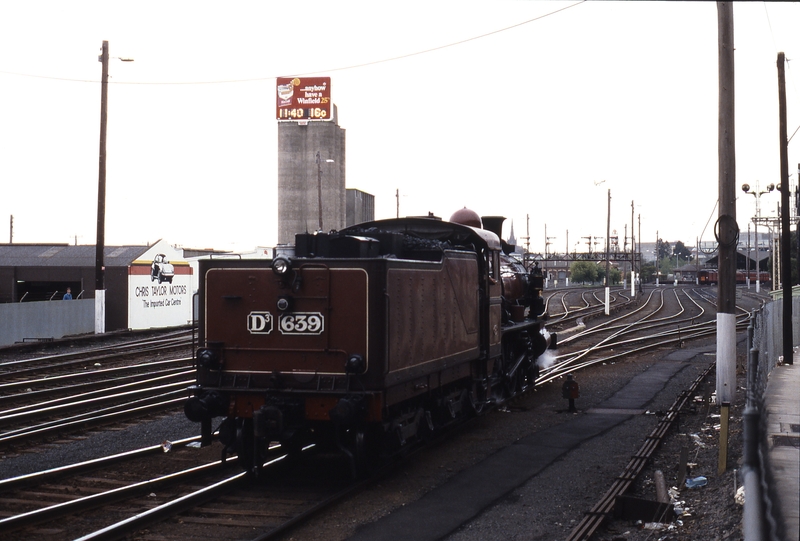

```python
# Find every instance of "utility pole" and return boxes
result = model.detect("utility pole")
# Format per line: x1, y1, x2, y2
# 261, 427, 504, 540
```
777, 52, 793, 364
316, 151, 323, 231
523, 214, 531, 271
716, 2, 736, 474
637, 214, 641, 289
746, 223, 751, 287
655, 231, 660, 286
604, 188, 611, 315
544, 223, 547, 285
95, 40, 109, 335
8, 215, 12, 243
631, 200, 635, 295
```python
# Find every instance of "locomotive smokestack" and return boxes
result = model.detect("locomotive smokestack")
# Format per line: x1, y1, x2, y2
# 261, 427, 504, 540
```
481, 216, 506, 239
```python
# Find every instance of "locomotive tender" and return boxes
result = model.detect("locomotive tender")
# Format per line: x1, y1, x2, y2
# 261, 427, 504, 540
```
185, 209, 555, 474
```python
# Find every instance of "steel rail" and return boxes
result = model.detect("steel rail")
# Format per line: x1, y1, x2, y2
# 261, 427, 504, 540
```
558, 288, 666, 346
0, 378, 192, 425
72, 453, 294, 541
539, 288, 754, 384
0, 435, 205, 491
549, 287, 634, 326
0, 369, 193, 418
0, 356, 191, 395
542, 291, 561, 318
0, 334, 190, 370
552, 286, 722, 366
0, 327, 192, 360
0, 394, 186, 445
0, 341, 191, 381
72, 470, 251, 541
555, 297, 702, 357
0, 454, 243, 534
538, 316, 750, 386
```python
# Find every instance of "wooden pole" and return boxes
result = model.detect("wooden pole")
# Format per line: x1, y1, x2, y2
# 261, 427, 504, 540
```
718, 402, 730, 474
604, 189, 611, 314
96, 40, 108, 293
95, 40, 109, 335
716, 2, 737, 400
716, 2, 736, 473
777, 52, 794, 364
631, 200, 635, 295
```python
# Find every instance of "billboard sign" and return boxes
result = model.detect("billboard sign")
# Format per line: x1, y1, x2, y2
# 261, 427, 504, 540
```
276, 77, 331, 121
128, 242, 193, 330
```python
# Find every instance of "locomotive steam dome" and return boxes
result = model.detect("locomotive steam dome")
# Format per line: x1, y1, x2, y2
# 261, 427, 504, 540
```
449, 207, 482, 228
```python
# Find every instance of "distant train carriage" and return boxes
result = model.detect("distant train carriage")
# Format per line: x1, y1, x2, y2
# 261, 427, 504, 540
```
697, 269, 717, 285
698, 269, 769, 285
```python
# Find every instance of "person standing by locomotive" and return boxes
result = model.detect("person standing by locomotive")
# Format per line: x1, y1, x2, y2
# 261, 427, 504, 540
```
62, 287, 72, 300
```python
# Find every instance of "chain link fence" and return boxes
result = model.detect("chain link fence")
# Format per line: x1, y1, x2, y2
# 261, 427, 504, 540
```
745, 294, 800, 541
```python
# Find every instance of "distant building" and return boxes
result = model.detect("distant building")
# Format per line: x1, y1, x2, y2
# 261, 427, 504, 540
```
277, 106, 374, 246
0, 240, 193, 334
347, 189, 375, 227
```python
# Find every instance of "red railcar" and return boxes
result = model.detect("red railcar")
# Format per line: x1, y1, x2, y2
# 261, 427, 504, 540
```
185, 212, 554, 474
698, 269, 770, 285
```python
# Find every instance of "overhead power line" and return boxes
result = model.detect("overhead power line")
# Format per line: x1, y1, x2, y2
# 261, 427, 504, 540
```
0, 2, 585, 86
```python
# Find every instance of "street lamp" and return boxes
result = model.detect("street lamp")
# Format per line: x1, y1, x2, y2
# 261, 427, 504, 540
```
741, 182, 775, 292
96, 41, 133, 334
315, 152, 335, 231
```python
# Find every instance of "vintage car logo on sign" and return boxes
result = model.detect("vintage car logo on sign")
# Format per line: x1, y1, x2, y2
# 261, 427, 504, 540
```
247, 312, 274, 334
279, 312, 324, 335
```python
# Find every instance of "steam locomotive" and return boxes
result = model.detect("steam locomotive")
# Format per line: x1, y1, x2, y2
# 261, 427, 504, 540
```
185, 209, 555, 475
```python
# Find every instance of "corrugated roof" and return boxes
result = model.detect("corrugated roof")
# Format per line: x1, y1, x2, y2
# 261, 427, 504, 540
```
0, 244, 150, 268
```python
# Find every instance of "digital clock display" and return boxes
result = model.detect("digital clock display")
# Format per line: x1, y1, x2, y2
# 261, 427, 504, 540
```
278, 107, 329, 120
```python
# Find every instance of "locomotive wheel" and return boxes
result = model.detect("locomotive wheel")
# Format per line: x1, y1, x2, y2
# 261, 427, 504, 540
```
519, 359, 538, 392
236, 419, 255, 471
529, 362, 540, 388
235, 419, 265, 474
353, 430, 369, 477
352, 427, 382, 478
467, 378, 488, 415
503, 368, 519, 398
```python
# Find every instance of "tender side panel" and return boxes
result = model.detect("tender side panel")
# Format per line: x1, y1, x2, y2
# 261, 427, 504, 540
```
204, 266, 368, 375
386, 254, 480, 374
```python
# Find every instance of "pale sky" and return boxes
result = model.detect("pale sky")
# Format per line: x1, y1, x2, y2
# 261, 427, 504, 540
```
1, 1, 798, 255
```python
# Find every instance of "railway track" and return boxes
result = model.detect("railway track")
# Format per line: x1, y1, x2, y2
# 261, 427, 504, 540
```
0, 329, 193, 378
539, 285, 761, 384
544, 286, 633, 327
0, 434, 402, 541
565, 362, 715, 541
0, 332, 194, 451
0, 287, 767, 540
0, 437, 242, 540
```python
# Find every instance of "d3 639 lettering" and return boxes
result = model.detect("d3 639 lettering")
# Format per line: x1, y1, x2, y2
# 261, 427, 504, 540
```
247, 312, 274, 334
279, 313, 324, 335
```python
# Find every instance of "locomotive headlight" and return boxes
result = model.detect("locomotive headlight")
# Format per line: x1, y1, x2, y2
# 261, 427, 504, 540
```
276, 296, 292, 311
345, 354, 365, 374
272, 256, 292, 276
196, 348, 220, 369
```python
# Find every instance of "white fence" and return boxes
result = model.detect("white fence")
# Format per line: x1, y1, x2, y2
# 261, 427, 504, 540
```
0, 299, 95, 347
